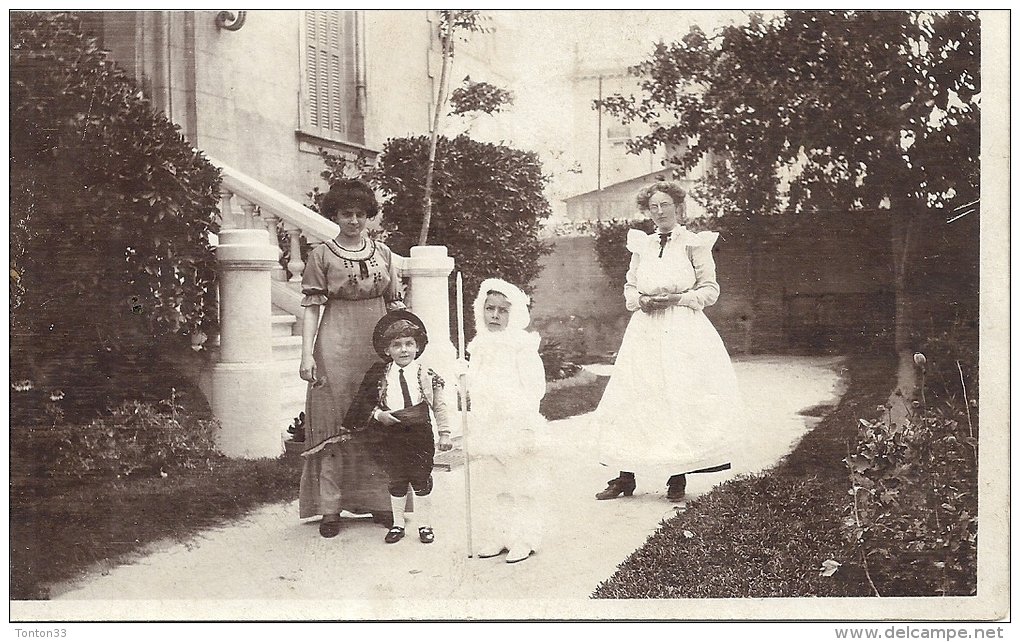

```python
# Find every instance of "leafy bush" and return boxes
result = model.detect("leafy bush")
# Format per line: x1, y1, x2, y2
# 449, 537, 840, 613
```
538, 339, 582, 382
318, 135, 552, 343
844, 354, 978, 596
593, 218, 656, 293
10, 12, 221, 420
52, 392, 223, 479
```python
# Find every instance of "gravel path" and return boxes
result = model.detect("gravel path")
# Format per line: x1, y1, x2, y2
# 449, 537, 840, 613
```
27, 356, 846, 621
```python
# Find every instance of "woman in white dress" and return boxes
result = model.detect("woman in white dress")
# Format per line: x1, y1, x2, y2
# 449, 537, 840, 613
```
594, 181, 742, 502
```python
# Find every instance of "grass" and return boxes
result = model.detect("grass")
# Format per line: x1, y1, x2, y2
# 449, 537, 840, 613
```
592, 353, 898, 598
540, 373, 610, 421
10, 429, 303, 600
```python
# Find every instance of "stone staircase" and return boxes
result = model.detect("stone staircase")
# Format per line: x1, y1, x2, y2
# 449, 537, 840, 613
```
271, 305, 306, 435
208, 158, 458, 458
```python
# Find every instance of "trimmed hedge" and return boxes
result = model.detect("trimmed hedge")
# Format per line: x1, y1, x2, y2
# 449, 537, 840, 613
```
11, 12, 221, 422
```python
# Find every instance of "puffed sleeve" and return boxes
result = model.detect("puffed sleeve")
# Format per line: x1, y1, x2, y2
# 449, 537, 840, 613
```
623, 229, 646, 312
677, 231, 720, 311
301, 245, 328, 307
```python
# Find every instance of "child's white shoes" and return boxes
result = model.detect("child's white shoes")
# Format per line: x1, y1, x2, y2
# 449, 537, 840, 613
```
477, 544, 507, 559
505, 546, 534, 564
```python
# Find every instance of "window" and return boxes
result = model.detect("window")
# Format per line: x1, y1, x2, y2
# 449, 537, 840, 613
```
300, 10, 364, 145
606, 124, 632, 142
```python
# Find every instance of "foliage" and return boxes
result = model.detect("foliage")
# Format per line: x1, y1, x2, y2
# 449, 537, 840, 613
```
10, 12, 221, 412
450, 78, 515, 115
51, 391, 223, 479
538, 339, 582, 382
844, 354, 978, 596
594, 474, 865, 598
598, 10, 980, 219
324, 135, 551, 343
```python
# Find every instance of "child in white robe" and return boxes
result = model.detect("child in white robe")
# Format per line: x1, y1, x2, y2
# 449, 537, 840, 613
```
463, 278, 546, 564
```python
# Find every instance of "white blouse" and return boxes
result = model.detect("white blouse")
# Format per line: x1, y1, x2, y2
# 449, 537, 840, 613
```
623, 226, 721, 313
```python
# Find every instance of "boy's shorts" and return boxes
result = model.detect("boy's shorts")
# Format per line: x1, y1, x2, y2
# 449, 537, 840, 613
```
378, 403, 435, 495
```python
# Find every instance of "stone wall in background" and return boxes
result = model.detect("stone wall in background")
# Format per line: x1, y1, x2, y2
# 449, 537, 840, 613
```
529, 212, 977, 361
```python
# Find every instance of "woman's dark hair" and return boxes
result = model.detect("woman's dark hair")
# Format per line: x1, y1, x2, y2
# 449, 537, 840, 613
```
321, 179, 379, 219
636, 180, 687, 214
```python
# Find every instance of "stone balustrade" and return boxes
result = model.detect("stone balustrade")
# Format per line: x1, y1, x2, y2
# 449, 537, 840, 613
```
207, 158, 456, 458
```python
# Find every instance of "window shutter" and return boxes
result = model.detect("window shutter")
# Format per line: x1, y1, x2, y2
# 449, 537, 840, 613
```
305, 10, 346, 139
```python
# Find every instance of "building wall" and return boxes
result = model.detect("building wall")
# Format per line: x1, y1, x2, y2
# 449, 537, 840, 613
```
93, 10, 454, 207
570, 70, 661, 196
529, 236, 629, 358
362, 10, 433, 148
188, 11, 309, 198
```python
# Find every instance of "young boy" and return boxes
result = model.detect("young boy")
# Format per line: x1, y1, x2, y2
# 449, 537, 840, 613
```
343, 310, 452, 544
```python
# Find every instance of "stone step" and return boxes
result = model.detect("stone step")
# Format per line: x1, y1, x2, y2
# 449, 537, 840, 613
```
205, 334, 302, 361
272, 335, 303, 360
272, 313, 298, 337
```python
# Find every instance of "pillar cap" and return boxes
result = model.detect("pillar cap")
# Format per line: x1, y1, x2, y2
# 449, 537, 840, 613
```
410, 245, 449, 258
405, 244, 454, 275
217, 228, 280, 265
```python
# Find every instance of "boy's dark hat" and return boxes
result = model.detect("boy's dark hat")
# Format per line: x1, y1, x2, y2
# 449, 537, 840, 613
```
373, 309, 428, 359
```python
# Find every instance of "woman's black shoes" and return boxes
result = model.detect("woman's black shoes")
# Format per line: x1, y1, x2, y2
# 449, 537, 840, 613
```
319, 515, 342, 538
595, 474, 636, 500
666, 474, 687, 501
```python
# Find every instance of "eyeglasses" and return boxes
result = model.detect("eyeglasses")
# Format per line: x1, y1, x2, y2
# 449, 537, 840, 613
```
648, 201, 675, 212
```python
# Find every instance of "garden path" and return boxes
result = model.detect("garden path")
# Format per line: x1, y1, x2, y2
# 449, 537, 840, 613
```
34, 356, 846, 621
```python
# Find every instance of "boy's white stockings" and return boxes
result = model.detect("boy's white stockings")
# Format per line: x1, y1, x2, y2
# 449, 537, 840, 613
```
390, 494, 406, 529
390, 492, 430, 529
413, 493, 430, 528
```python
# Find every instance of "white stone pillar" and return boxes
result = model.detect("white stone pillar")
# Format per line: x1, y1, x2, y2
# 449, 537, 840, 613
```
403, 245, 461, 435
211, 227, 284, 458
405, 245, 455, 360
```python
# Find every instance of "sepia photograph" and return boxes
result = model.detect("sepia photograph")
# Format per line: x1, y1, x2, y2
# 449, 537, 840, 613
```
9, 8, 1009, 628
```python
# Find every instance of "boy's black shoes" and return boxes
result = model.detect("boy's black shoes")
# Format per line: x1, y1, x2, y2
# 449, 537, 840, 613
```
418, 526, 435, 544
385, 526, 405, 543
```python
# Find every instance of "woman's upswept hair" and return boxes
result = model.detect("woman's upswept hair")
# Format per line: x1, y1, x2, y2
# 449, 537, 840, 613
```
636, 180, 687, 213
320, 179, 379, 219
